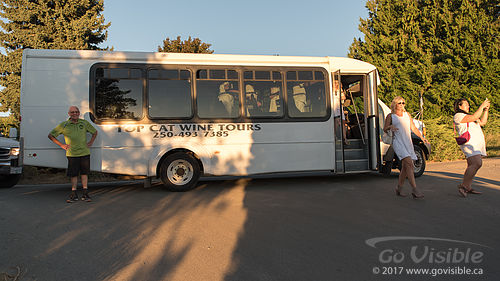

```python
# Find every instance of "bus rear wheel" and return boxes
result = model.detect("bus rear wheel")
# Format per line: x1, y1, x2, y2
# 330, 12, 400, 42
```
159, 152, 200, 192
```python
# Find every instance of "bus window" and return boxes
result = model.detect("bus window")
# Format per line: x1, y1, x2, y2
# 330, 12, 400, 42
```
196, 69, 240, 118
243, 70, 283, 118
95, 67, 143, 120
286, 70, 327, 118
148, 69, 192, 118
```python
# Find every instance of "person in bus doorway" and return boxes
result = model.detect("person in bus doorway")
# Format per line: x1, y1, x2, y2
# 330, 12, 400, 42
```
333, 81, 349, 145
48, 106, 98, 203
453, 98, 490, 197
383, 96, 428, 199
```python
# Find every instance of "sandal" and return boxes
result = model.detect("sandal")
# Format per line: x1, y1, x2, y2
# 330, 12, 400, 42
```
465, 188, 482, 195
412, 192, 425, 199
395, 186, 407, 197
458, 185, 467, 198
411, 188, 424, 199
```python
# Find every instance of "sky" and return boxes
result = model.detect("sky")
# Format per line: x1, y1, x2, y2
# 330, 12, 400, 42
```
103, 0, 368, 57
1, 0, 369, 116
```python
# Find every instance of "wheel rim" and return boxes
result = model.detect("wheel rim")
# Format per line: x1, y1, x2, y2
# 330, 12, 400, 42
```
413, 151, 423, 173
167, 160, 194, 185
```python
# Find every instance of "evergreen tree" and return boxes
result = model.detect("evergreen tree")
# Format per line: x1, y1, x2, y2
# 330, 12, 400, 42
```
158, 36, 214, 54
0, 0, 110, 123
350, 0, 499, 118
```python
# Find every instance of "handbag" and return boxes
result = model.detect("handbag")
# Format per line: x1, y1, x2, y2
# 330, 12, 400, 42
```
454, 122, 470, 145
382, 130, 393, 145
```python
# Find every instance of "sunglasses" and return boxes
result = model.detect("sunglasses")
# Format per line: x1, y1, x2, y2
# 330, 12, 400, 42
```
69, 111, 80, 113
397, 102, 405, 105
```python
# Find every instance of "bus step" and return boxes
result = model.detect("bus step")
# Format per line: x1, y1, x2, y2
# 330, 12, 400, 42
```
336, 148, 368, 160
335, 139, 365, 149
337, 159, 369, 172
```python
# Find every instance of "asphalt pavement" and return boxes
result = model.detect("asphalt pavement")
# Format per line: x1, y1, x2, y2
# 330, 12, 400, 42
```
1, 158, 499, 281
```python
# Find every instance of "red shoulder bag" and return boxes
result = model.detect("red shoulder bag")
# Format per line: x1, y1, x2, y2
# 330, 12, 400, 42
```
454, 122, 470, 145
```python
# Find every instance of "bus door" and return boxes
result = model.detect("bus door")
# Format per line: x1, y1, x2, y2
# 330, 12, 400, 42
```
338, 74, 371, 172
367, 69, 381, 170
333, 71, 345, 173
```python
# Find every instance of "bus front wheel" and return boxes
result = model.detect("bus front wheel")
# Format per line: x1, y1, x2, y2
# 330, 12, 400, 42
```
413, 145, 426, 178
159, 152, 201, 192
396, 145, 426, 178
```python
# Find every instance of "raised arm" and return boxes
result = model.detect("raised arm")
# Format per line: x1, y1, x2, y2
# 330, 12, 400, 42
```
478, 105, 489, 126
460, 99, 490, 123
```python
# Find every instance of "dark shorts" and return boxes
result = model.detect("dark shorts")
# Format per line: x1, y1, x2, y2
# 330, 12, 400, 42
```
67, 155, 90, 177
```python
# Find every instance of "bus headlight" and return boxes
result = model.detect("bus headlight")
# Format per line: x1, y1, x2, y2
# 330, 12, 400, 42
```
10, 147, 20, 156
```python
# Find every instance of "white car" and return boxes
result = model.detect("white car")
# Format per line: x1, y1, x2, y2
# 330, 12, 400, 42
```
0, 128, 22, 188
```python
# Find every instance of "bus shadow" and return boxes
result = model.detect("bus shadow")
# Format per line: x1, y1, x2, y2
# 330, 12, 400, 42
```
6, 168, 500, 280
1, 180, 243, 281
222, 171, 500, 281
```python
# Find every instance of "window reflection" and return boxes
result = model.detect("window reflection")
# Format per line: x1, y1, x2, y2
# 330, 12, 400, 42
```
149, 80, 192, 118
148, 69, 192, 118
95, 68, 143, 119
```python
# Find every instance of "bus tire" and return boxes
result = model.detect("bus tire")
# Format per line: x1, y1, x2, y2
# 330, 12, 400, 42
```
380, 160, 392, 177
159, 152, 200, 192
396, 145, 426, 178
413, 145, 426, 178
0, 174, 21, 188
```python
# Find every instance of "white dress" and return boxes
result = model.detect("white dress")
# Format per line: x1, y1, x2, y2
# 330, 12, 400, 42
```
392, 112, 417, 160
453, 113, 487, 158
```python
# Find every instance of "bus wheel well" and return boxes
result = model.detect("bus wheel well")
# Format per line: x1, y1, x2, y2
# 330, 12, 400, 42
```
156, 149, 204, 178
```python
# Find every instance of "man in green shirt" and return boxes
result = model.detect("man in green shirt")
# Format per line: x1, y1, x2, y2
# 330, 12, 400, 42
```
48, 106, 98, 203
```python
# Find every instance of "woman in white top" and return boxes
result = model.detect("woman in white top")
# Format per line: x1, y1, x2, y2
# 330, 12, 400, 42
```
384, 96, 429, 199
453, 98, 490, 197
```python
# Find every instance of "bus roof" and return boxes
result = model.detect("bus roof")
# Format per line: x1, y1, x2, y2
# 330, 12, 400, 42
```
23, 49, 377, 73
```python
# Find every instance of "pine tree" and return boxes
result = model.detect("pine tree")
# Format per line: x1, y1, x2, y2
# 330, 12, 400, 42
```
0, 0, 110, 123
350, 0, 499, 118
158, 36, 214, 54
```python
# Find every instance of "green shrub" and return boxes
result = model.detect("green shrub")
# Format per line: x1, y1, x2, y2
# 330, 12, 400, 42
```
0, 116, 17, 137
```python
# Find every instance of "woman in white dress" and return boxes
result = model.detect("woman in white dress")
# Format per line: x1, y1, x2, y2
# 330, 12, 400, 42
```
453, 98, 490, 197
384, 96, 429, 199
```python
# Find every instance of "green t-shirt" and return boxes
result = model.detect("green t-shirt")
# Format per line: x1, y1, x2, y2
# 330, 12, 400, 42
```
50, 119, 97, 157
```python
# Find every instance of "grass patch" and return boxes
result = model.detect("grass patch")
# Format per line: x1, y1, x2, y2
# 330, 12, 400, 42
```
425, 113, 500, 161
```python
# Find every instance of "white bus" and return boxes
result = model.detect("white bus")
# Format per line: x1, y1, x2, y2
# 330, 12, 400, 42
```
20, 49, 429, 191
